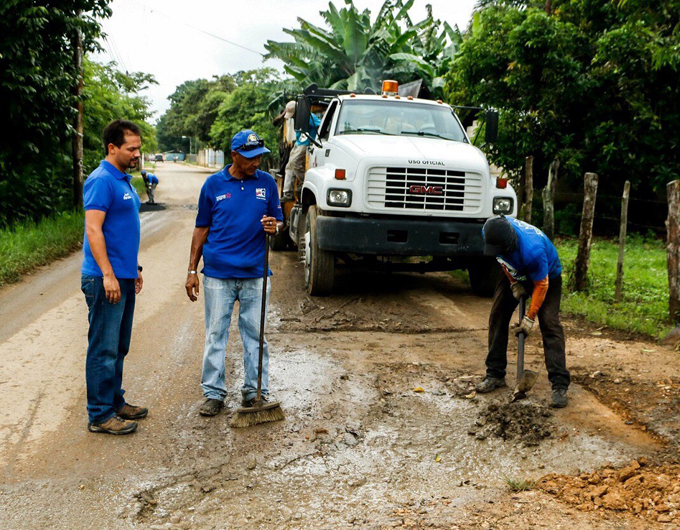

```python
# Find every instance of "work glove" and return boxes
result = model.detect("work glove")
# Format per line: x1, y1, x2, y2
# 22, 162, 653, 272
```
510, 282, 527, 301
511, 316, 535, 337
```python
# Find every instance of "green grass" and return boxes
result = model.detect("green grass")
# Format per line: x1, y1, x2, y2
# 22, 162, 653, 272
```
556, 235, 670, 339
504, 476, 536, 492
0, 211, 85, 287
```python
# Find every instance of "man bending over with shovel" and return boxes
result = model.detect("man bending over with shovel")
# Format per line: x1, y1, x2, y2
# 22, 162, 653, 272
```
475, 216, 570, 408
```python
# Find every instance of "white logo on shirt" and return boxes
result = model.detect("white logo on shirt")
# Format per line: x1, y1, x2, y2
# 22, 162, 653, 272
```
216, 194, 226, 202
256, 188, 266, 200
123, 192, 132, 200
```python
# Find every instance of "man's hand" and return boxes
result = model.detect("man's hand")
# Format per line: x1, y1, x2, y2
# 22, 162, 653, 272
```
186, 273, 200, 302
103, 273, 121, 304
511, 316, 535, 337
261, 215, 278, 234
510, 282, 527, 301
135, 271, 143, 294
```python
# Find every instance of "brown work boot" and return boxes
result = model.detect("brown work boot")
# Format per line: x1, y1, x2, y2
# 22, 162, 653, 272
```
199, 398, 224, 417
88, 415, 138, 435
117, 403, 148, 420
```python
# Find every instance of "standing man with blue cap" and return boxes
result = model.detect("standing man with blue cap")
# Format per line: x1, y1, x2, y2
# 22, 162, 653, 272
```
475, 215, 570, 408
185, 130, 283, 417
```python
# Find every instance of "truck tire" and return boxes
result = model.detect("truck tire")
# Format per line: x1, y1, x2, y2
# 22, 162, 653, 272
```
304, 206, 335, 295
469, 259, 501, 297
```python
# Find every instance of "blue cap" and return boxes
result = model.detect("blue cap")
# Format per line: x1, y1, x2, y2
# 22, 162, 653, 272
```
230, 130, 271, 159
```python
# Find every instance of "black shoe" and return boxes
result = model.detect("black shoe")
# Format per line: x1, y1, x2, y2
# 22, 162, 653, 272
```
475, 377, 507, 394
551, 388, 568, 408
241, 394, 269, 408
199, 398, 224, 416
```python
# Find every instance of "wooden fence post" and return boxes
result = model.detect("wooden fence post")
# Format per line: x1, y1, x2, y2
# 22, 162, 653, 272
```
573, 172, 599, 292
614, 181, 631, 302
524, 156, 533, 223
667, 180, 680, 323
542, 158, 559, 240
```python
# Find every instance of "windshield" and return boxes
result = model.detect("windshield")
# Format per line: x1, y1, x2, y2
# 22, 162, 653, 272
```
335, 100, 467, 143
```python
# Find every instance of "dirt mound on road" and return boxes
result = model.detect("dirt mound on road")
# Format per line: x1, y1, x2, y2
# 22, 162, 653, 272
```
538, 459, 680, 524
468, 400, 555, 446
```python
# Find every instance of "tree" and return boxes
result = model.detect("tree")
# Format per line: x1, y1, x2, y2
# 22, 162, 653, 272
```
82, 59, 158, 173
264, 0, 459, 95
0, 0, 112, 225
445, 0, 680, 197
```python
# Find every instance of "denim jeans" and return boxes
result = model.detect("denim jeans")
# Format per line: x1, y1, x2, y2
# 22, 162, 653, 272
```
485, 274, 570, 390
81, 275, 136, 424
201, 276, 271, 402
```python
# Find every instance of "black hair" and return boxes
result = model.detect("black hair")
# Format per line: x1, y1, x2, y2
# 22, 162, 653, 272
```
102, 119, 142, 156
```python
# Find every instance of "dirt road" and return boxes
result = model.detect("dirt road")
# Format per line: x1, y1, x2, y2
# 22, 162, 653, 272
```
1, 163, 678, 529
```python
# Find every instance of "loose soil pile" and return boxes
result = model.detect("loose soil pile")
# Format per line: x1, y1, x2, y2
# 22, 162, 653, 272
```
468, 400, 555, 446
538, 460, 680, 524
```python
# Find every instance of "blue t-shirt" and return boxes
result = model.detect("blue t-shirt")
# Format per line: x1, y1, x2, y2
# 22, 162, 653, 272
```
295, 114, 322, 146
496, 217, 562, 282
81, 160, 141, 279
195, 166, 283, 279
146, 173, 158, 184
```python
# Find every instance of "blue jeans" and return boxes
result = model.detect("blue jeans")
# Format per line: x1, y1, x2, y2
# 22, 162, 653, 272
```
81, 275, 136, 424
201, 276, 271, 402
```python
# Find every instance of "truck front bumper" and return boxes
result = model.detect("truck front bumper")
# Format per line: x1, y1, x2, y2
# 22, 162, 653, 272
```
316, 216, 486, 256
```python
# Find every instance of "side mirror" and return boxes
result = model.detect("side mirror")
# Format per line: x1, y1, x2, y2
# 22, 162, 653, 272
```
294, 96, 311, 135
485, 110, 499, 144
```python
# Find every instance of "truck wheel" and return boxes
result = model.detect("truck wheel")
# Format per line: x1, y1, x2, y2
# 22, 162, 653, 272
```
469, 259, 501, 297
304, 206, 335, 295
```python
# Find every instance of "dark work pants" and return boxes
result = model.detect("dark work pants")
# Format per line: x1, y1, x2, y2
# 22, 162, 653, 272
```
485, 274, 570, 390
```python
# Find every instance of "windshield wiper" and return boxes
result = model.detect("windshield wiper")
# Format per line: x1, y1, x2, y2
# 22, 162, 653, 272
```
400, 131, 453, 141
339, 128, 391, 135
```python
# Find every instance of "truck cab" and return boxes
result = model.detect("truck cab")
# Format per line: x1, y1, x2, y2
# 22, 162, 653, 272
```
282, 82, 517, 296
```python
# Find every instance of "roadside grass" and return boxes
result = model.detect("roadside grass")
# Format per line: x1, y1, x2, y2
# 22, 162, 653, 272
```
556, 235, 670, 339
504, 476, 536, 492
0, 211, 84, 287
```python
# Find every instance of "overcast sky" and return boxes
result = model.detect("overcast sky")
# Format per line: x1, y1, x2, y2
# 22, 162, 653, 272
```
94, 0, 476, 121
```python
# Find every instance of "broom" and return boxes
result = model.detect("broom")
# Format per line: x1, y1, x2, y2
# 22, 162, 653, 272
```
230, 232, 284, 428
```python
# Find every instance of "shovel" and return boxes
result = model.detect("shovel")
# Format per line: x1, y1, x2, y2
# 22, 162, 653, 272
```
511, 296, 539, 402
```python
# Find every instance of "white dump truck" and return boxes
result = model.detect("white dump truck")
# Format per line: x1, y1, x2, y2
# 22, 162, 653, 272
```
276, 81, 517, 296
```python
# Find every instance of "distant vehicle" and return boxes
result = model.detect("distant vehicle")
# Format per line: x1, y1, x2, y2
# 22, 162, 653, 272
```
154, 154, 163, 162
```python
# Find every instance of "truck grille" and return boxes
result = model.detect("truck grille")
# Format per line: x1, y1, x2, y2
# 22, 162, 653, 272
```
367, 167, 483, 212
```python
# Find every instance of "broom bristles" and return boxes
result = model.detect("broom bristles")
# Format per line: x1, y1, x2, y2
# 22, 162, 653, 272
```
229, 405, 285, 428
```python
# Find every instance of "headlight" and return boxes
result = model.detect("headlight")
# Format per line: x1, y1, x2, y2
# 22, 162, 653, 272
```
327, 189, 352, 207
493, 197, 513, 215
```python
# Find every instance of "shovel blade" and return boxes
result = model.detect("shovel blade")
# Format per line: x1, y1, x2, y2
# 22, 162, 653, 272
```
512, 369, 539, 400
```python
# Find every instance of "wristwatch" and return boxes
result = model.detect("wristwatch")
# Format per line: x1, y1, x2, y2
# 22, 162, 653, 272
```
137, 265, 143, 272
188, 270, 197, 275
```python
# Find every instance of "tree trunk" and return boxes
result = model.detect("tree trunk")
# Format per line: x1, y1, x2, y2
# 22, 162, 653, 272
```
615, 181, 631, 302
542, 158, 559, 240
72, 23, 84, 209
667, 180, 680, 323
524, 156, 533, 224
573, 172, 599, 292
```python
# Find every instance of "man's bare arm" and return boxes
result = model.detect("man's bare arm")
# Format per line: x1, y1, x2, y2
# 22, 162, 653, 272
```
185, 227, 209, 301
85, 209, 121, 304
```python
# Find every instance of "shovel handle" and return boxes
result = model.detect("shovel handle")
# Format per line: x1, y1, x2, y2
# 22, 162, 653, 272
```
517, 296, 526, 379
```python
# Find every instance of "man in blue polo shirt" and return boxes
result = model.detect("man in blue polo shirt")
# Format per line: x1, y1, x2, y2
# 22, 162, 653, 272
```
140, 170, 159, 204
185, 130, 283, 417
475, 216, 570, 408
81, 119, 148, 435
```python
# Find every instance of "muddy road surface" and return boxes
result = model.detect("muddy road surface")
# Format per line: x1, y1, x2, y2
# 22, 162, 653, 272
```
1, 163, 679, 529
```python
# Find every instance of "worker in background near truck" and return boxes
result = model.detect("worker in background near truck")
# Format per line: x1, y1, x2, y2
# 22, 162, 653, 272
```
185, 130, 283, 417
81, 119, 148, 435
281, 105, 322, 202
140, 170, 159, 204
475, 216, 570, 408
272, 100, 297, 185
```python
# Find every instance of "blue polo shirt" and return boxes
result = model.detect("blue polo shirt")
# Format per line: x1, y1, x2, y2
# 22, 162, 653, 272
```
495, 217, 562, 282
195, 166, 283, 279
146, 174, 158, 184
81, 160, 141, 279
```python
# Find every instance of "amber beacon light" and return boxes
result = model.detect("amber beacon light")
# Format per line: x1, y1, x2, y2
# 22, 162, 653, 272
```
381, 80, 399, 96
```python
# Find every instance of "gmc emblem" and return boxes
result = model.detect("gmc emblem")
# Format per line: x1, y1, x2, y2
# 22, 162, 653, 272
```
409, 185, 443, 195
